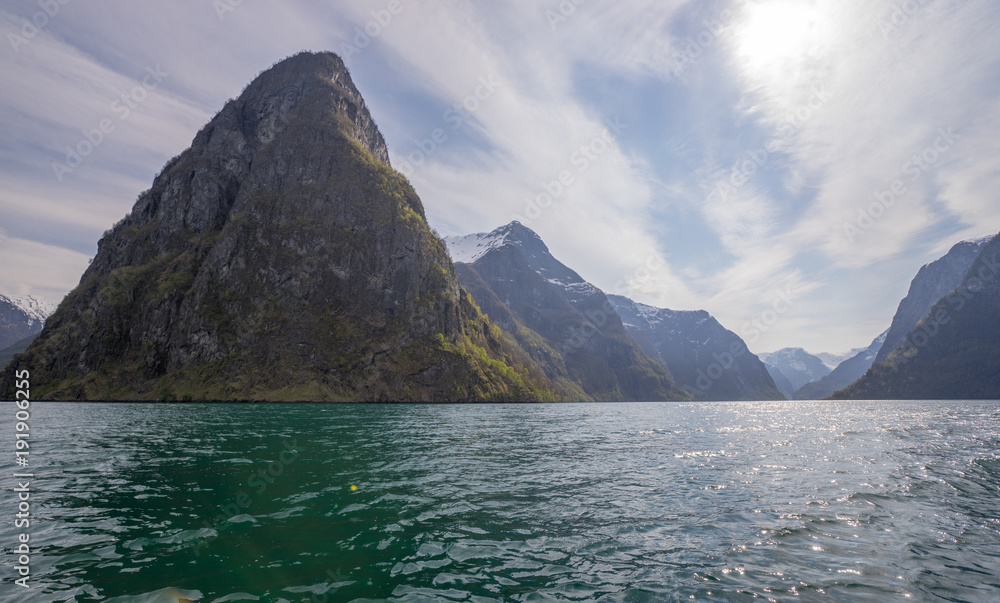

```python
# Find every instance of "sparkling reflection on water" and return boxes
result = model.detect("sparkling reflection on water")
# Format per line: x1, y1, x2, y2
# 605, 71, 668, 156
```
1, 401, 999, 602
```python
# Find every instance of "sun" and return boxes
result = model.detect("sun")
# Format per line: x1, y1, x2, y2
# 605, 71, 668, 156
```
735, 1, 831, 76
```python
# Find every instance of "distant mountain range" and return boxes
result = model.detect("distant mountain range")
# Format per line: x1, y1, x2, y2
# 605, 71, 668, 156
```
444, 222, 786, 402
759, 348, 830, 394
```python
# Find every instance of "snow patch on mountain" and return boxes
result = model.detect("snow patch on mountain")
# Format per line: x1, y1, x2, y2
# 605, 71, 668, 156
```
444, 230, 510, 264
968, 234, 996, 247
0, 294, 55, 326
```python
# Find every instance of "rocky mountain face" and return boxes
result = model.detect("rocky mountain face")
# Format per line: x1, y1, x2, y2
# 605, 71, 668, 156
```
0, 294, 52, 351
0, 52, 563, 402
607, 295, 784, 401
875, 235, 994, 365
793, 329, 886, 400
445, 222, 690, 401
835, 231, 1000, 400
759, 348, 831, 392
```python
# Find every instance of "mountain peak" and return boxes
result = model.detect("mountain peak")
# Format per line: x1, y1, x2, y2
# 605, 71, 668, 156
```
198, 51, 390, 167
444, 221, 548, 265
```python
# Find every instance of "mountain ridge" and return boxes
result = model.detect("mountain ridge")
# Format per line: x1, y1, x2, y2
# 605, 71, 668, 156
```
607, 295, 784, 401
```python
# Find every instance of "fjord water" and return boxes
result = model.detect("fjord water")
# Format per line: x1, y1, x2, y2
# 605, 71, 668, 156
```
2, 402, 1000, 601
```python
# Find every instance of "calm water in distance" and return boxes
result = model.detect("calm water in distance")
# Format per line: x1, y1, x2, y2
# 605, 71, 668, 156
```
1, 401, 999, 602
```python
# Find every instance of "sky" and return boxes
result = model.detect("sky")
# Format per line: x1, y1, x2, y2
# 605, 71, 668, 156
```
1, 0, 998, 355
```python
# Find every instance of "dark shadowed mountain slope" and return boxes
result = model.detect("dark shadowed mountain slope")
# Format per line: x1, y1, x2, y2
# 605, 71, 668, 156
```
0, 52, 563, 402
607, 295, 784, 401
835, 231, 1000, 400
794, 329, 886, 400
445, 222, 690, 401
875, 235, 995, 364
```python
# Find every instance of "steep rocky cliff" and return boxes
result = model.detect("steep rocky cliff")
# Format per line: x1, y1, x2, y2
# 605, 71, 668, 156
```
875, 236, 994, 364
834, 231, 1000, 400
0, 52, 562, 402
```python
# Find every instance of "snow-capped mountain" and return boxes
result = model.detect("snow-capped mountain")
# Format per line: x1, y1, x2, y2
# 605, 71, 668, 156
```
608, 295, 784, 401
794, 329, 887, 400
445, 221, 690, 401
444, 227, 515, 265
758, 348, 831, 392
1, 294, 55, 326
0, 294, 56, 351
